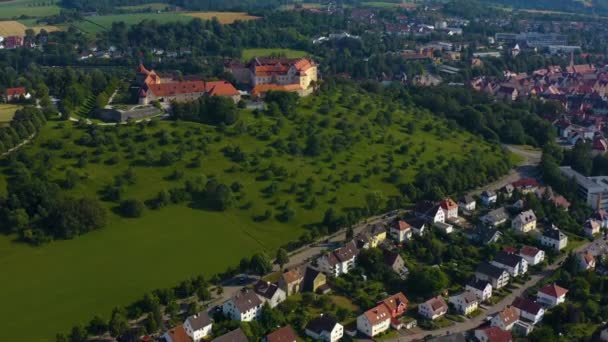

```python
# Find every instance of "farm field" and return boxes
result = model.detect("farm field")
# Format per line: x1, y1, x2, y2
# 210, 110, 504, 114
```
117, 2, 172, 10
0, 104, 20, 123
0, 19, 59, 36
0, 86, 508, 341
69, 11, 260, 34
184, 11, 260, 24
0, 0, 60, 19
242, 48, 310, 60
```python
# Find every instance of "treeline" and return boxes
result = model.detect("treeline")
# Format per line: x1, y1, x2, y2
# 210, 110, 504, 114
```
386, 84, 557, 146
0, 111, 108, 244
171, 95, 239, 125
0, 107, 47, 154
61, 0, 286, 13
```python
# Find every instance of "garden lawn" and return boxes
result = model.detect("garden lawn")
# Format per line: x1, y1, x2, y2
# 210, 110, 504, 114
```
0, 0, 60, 19
242, 48, 310, 60
0, 86, 507, 341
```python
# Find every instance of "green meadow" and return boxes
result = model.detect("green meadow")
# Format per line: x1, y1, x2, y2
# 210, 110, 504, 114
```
0, 0, 60, 19
0, 86, 506, 341
242, 48, 310, 60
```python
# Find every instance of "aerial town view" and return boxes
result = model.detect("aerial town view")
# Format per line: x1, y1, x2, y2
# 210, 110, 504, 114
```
2, 0, 608, 341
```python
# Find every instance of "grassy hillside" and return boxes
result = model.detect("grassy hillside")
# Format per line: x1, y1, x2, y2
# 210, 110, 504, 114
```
0, 0, 60, 19
0, 85, 507, 341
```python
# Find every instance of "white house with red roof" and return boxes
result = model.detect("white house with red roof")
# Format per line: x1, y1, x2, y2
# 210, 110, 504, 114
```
439, 198, 458, 219
3, 86, 30, 102
357, 304, 391, 337
491, 306, 520, 331
537, 283, 568, 307
389, 220, 412, 243
512, 297, 544, 324
474, 326, 513, 342
518, 246, 545, 266
418, 296, 448, 320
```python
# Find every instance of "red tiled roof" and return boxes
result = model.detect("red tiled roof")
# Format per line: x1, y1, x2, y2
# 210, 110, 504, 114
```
503, 246, 518, 254
512, 297, 542, 315
205, 80, 240, 97
512, 178, 539, 189
477, 326, 513, 342
392, 220, 411, 231
5, 87, 26, 97
380, 292, 409, 312
266, 326, 298, 342
539, 283, 568, 298
363, 304, 391, 325
164, 325, 190, 342
519, 246, 541, 258
439, 198, 457, 211
496, 306, 519, 326
146, 81, 205, 97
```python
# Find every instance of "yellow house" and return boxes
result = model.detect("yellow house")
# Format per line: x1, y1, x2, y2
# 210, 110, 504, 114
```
358, 223, 387, 248
512, 210, 537, 233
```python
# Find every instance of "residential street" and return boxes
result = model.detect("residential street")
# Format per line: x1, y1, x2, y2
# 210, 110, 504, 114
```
387, 240, 593, 342
204, 145, 543, 309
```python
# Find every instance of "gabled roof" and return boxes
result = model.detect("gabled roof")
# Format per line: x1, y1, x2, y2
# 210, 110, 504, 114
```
391, 219, 411, 231
466, 278, 491, 291
513, 210, 536, 224
380, 292, 409, 312
578, 250, 596, 265
164, 325, 191, 342
496, 306, 519, 326
383, 250, 403, 267
302, 266, 324, 291
483, 208, 508, 223
538, 283, 568, 298
541, 227, 566, 241
519, 246, 542, 258
5, 86, 26, 97
205, 80, 240, 97
512, 297, 542, 315
266, 326, 298, 342
512, 178, 539, 189
333, 241, 358, 263
186, 311, 212, 330
362, 304, 391, 325
476, 326, 512, 342
454, 291, 478, 304
230, 288, 263, 312
476, 262, 507, 279
493, 251, 525, 268
212, 328, 249, 342
306, 315, 339, 334
145, 80, 205, 97
254, 281, 281, 300
439, 198, 458, 210
424, 296, 448, 313
459, 195, 475, 204
281, 268, 303, 285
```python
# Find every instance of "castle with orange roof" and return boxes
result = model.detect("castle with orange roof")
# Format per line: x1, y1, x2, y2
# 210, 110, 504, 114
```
136, 64, 241, 105
228, 57, 318, 97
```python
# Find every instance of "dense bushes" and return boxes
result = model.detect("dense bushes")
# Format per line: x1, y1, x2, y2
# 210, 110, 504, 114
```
172, 96, 239, 126
0, 163, 107, 244
0, 107, 47, 154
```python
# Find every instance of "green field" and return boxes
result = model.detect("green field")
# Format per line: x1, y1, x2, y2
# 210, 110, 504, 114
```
0, 104, 20, 123
0, 0, 60, 19
242, 48, 310, 60
71, 12, 194, 33
0, 86, 506, 341
117, 2, 171, 10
